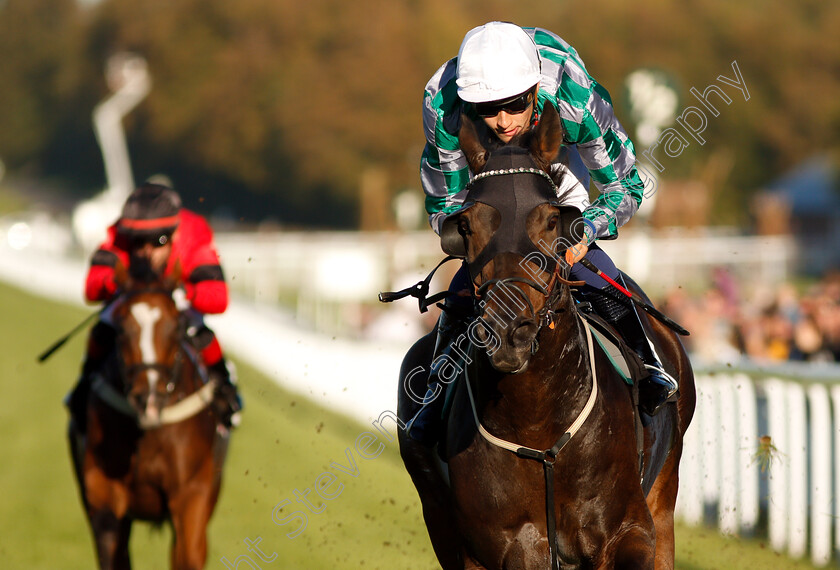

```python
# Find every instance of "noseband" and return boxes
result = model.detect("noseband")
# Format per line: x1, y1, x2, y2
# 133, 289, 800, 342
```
121, 354, 185, 393
91, 288, 215, 429
476, 261, 584, 345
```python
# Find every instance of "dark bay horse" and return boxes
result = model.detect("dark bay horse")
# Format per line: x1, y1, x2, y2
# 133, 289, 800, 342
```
398, 106, 696, 569
68, 263, 228, 569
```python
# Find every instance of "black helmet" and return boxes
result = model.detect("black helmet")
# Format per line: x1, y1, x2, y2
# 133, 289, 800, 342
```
117, 183, 181, 245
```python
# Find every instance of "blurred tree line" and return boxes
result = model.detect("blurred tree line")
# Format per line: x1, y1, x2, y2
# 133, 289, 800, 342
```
0, 0, 837, 228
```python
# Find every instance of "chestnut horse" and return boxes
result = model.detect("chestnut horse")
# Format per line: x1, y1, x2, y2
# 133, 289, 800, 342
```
397, 106, 695, 569
68, 264, 228, 569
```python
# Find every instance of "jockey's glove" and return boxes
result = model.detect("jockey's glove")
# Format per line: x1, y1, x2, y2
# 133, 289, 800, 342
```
172, 287, 191, 311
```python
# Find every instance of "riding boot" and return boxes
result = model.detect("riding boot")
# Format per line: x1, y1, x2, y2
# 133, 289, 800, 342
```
405, 307, 472, 446
586, 286, 678, 416
65, 372, 92, 433
64, 322, 115, 433
207, 358, 243, 428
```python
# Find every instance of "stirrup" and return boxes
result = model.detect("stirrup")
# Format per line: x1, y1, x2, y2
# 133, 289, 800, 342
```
644, 363, 678, 396
638, 363, 678, 416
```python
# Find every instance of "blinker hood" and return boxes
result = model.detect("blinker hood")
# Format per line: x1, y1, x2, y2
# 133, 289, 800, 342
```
440, 147, 574, 281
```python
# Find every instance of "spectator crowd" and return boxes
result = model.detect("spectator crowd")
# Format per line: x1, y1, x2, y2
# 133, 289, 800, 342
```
660, 268, 840, 366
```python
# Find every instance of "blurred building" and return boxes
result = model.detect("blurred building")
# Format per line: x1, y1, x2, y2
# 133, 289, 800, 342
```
754, 155, 840, 275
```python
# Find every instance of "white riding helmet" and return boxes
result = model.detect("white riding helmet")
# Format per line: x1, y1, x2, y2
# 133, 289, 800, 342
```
456, 22, 541, 103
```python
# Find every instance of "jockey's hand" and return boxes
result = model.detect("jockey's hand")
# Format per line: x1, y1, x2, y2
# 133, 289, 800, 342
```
564, 239, 589, 266
172, 287, 190, 311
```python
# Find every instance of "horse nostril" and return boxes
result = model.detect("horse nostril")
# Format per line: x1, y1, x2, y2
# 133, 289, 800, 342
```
510, 319, 538, 349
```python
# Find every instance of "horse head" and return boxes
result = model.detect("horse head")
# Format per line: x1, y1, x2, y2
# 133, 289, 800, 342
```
441, 105, 584, 373
111, 260, 189, 425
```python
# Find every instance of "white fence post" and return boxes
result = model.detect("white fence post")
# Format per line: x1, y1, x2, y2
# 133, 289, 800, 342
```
787, 382, 809, 559
808, 383, 832, 566
700, 377, 721, 515
764, 378, 789, 552
832, 385, 840, 564
734, 373, 759, 533
718, 375, 739, 534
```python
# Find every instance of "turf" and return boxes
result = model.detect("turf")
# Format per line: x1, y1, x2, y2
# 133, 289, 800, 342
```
0, 280, 825, 569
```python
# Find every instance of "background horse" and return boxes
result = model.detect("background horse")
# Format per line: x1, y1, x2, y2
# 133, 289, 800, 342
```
398, 106, 696, 569
68, 263, 228, 569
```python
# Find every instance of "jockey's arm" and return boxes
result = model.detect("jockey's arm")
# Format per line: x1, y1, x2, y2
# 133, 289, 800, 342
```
182, 245, 228, 315
420, 59, 472, 235
84, 247, 121, 303
529, 26, 644, 246
558, 81, 644, 243
184, 269, 227, 314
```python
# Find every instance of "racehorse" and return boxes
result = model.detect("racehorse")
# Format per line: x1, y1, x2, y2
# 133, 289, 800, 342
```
68, 262, 228, 569
397, 106, 696, 569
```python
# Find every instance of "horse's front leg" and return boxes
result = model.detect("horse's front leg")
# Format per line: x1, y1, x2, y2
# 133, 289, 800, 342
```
599, 522, 656, 570
83, 456, 133, 570
169, 483, 219, 570
88, 509, 133, 570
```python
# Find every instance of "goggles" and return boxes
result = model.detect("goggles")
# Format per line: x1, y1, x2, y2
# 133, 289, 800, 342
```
130, 233, 171, 249
473, 89, 534, 118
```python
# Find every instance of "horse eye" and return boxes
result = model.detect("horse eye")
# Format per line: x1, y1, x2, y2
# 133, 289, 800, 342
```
547, 214, 559, 231
458, 218, 471, 236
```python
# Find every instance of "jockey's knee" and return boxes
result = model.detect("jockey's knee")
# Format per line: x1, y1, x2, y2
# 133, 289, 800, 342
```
570, 244, 620, 293
198, 330, 225, 367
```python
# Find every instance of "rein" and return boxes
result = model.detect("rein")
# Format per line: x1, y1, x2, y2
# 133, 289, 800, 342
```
463, 313, 598, 570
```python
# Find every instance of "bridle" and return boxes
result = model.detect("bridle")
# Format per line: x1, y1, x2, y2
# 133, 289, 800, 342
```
120, 352, 185, 395
113, 288, 186, 394
459, 168, 597, 570
463, 165, 585, 348
475, 262, 583, 345
91, 288, 215, 429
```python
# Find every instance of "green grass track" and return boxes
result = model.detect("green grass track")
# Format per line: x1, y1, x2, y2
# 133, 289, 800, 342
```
0, 280, 825, 569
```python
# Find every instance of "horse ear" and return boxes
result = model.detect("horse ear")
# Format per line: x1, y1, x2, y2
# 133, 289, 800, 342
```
458, 114, 488, 174
530, 104, 564, 171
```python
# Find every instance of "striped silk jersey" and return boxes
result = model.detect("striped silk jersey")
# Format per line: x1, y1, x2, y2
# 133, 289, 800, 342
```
85, 209, 228, 315
421, 27, 645, 241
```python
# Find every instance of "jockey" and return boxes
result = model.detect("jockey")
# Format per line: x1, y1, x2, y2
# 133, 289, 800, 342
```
410, 21, 677, 443
65, 182, 242, 430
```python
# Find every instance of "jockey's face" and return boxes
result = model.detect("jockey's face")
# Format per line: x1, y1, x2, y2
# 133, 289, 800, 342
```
476, 87, 536, 144
129, 234, 172, 275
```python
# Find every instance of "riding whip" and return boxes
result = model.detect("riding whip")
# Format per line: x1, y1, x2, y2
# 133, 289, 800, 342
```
579, 258, 690, 336
37, 300, 114, 363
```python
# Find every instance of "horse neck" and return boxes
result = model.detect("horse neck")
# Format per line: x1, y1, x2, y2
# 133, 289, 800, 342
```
477, 286, 591, 433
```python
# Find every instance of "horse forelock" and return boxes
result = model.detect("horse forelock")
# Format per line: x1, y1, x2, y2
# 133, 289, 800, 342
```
483, 144, 536, 170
